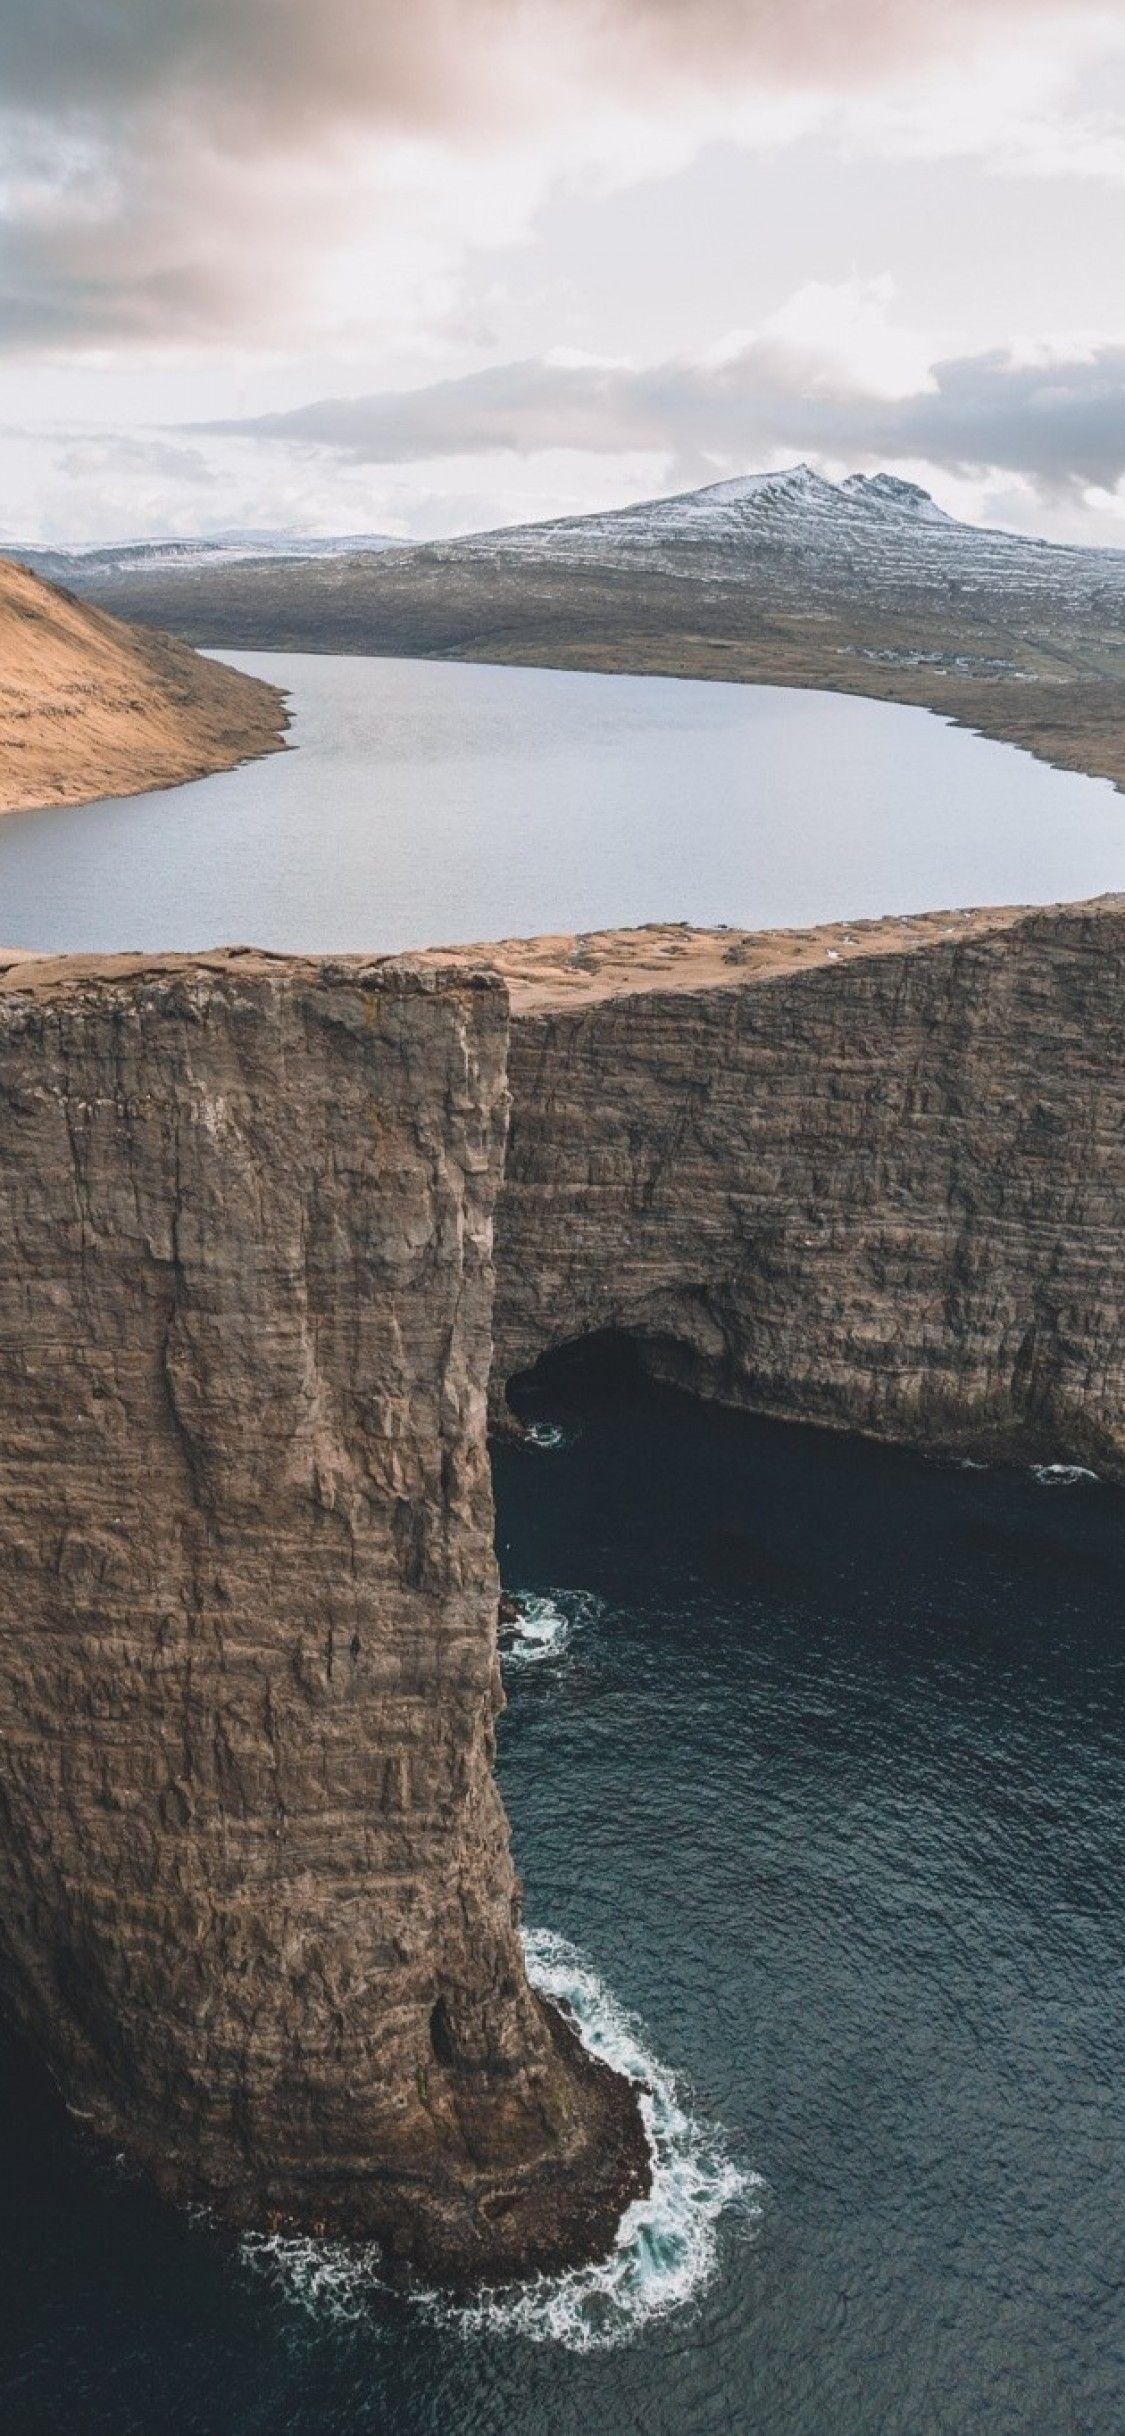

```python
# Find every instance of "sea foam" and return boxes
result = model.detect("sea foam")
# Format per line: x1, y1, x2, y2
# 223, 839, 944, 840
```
522, 1419, 574, 1451
498, 1588, 603, 1669
240, 1927, 757, 2352
1030, 1462, 1101, 1488
443, 1927, 761, 2349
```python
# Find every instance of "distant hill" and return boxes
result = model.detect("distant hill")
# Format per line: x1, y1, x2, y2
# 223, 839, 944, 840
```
12, 530, 402, 588
0, 556, 286, 817
29, 467, 1125, 794
36, 467, 1125, 620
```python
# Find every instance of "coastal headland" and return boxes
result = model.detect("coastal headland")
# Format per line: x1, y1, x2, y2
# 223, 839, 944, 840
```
0, 900, 1124, 2282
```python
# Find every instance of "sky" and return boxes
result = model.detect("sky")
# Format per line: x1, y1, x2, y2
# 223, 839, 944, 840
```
2, 0, 1124, 549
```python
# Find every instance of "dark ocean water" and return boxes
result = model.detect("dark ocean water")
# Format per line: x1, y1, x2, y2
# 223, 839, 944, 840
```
2, 1353, 1124, 2434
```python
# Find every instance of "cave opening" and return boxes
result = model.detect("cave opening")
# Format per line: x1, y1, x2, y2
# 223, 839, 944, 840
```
504, 1334, 701, 1422
506, 1328, 649, 1413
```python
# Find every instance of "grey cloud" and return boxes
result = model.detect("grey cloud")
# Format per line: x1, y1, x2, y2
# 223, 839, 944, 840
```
0, 0, 1107, 353
0, 1, 1091, 131
200, 342, 1125, 495
0, 3, 512, 145
877, 349, 1125, 490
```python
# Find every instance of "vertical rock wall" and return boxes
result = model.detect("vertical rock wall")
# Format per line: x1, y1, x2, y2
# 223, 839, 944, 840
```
493, 905, 1125, 1476
0, 951, 645, 2282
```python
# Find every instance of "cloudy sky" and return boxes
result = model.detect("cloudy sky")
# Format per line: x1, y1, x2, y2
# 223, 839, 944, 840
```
2, 0, 1124, 548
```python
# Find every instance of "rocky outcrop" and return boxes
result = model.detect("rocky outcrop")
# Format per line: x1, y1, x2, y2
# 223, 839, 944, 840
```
5, 899, 1125, 2285
486, 901, 1125, 1477
0, 949, 646, 2284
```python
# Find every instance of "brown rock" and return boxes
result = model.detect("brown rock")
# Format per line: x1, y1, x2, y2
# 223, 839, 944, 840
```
488, 901, 1125, 1477
7, 896, 1125, 2285
0, 948, 647, 2285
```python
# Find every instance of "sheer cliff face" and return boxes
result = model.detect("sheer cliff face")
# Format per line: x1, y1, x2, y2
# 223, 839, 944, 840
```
0, 951, 644, 2283
6, 903, 1125, 2283
493, 904, 1125, 1478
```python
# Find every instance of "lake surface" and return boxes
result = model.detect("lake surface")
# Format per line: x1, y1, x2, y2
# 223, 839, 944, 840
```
0, 651, 1121, 953
2, 1356, 1124, 2433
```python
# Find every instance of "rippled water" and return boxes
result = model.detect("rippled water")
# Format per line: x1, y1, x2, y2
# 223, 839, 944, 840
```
0, 651, 1122, 953
2, 1351, 1123, 2431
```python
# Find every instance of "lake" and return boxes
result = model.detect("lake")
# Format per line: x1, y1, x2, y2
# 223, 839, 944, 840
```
0, 651, 1120, 953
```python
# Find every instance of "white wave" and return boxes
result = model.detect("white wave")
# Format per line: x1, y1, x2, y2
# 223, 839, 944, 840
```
1030, 1461, 1100, 1488
499, 1591, 571, 1667
499, 1588, 603, 1669
435, 1927, 760, 2351
239, 2226, 379, 2325
522, 1420, 573, 1451
239, 1927, 757, 2353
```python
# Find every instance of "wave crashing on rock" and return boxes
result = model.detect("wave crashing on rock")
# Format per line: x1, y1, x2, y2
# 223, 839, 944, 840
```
240, 1926, 758, 2351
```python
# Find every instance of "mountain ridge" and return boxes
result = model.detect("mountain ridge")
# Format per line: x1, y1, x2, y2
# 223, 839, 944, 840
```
427, 462, 1125, 611
32, 463, 1124, 799
17, 465, 1125, 594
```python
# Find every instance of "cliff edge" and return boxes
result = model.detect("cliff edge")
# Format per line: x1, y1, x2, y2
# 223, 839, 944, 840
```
0, 949, 646, 2283
4, 900, 1125, 2284
470, 900, 1125, 1479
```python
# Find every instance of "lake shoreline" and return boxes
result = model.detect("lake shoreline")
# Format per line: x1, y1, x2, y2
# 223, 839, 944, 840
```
211, 628, 1125, 801
0, 653, 1120, 959
0, 561, 289, 821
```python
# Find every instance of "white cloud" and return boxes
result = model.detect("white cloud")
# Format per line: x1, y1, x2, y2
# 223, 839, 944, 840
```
0, 1, 1120, 361
1, 0, 1121, 545
756, 276, 935, 395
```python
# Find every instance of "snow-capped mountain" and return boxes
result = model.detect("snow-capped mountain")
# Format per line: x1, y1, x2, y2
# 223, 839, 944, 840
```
13, 472, 1125, 624
15, 471, 1122, 719
428, 464, 1125, 614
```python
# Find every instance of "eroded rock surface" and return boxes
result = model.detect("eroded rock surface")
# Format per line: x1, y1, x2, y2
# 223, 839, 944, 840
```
0, 949, 646, 2282
6, 899, 1125, 2280
486, 901, 1125, 1477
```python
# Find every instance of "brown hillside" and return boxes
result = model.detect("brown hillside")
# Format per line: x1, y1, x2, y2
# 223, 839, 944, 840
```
0, 557, 286, 816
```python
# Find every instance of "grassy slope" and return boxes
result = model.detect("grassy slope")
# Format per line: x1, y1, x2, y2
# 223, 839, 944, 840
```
0, 558, 287, 817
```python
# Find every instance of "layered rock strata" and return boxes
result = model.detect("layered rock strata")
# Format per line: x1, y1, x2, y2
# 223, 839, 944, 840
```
482, 902, 1125, 1477
0, 950, 646, 2283
5, 899, 1125, 2282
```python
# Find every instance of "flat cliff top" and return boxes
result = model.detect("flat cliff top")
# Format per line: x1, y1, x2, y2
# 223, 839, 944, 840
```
0, 556, 287, 817
0, 944, 504, 1005
411, 903, 1074, 1013
5, 899, 1124, 1014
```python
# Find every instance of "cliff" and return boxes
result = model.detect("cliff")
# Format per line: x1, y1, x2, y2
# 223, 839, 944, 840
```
0, 557, 286, 816
0, 949, 645, 2283
472, 902, 1125, 1477
5, 901, 1125, 2285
